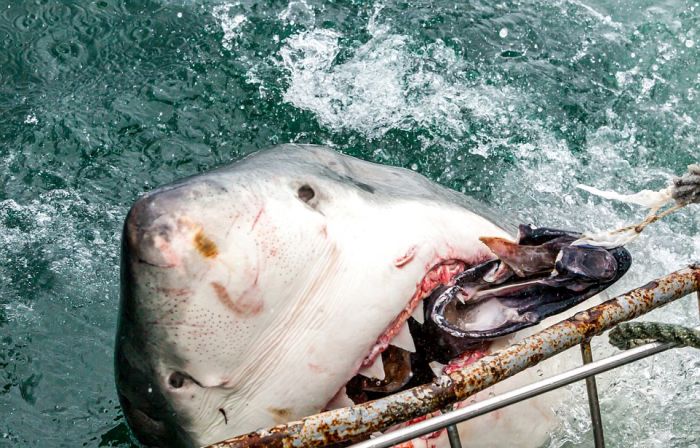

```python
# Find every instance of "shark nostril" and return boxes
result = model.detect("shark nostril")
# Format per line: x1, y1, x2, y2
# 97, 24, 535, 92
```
168, 372, 187, 389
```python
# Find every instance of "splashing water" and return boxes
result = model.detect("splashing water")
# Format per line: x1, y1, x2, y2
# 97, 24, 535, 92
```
0, 0, 698, 446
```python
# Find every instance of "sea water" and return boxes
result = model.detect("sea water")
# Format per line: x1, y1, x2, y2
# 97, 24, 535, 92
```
0, 0, 698, 446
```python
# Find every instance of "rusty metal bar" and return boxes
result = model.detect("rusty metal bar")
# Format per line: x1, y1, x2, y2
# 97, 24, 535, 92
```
352, 335, 686, 448
207, 265, 699, 448
580, 340, 605, 448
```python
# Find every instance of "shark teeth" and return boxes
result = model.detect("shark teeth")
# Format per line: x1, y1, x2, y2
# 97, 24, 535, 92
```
411, 304, 425, 324
359, 322, 416, 381
429, 361, 446, 378
359, 353, 385, 380
390, 322, 416, 353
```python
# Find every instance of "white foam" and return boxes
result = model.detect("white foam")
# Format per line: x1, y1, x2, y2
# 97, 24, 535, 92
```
0, 190, 124, 324
277, 16, 518, 147
278, 0, 315, 27
212, 4, 247, 50
1, 302, 35, 324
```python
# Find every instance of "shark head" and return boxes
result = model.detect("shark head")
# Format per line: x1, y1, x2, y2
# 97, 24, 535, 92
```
115, 145, 629, 447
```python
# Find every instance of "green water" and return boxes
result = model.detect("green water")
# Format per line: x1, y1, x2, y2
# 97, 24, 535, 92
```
0, 0, 698, 446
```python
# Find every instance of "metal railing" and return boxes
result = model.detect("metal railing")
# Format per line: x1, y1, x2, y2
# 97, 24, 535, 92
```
208, 266, 700, 448
353, 323, 698, 448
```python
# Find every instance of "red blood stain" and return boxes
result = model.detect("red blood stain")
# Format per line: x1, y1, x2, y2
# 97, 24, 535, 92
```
444, 347, 489, 374
362, 260, 466, 367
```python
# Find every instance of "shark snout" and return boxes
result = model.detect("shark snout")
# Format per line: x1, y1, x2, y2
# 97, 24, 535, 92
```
124, 185, 207, 269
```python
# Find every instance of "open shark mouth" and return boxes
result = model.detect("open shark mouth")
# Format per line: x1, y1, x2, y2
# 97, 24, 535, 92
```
338, 225, 631, 407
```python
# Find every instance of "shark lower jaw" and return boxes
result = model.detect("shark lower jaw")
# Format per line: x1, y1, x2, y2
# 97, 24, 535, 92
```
328, 258, 487, 409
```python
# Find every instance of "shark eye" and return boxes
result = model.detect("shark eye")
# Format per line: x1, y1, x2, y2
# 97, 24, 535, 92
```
297, 184, 315, 203
168, 372, 187, 389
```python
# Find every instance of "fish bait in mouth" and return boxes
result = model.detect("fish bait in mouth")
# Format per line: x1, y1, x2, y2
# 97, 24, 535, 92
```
345, 225, 630, 405
426, 225, 632, 340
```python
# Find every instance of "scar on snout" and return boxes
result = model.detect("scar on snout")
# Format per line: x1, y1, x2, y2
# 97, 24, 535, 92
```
267, 407, 292, 424
251, 207, 264, 230
211, 282, 264, 317
394, 246, 417, 268
194, 229, 219, 258
307, 363, 328, 374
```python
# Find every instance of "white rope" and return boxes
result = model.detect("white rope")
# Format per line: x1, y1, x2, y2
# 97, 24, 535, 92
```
575, 185, 673, 209
573, 163, 700, 248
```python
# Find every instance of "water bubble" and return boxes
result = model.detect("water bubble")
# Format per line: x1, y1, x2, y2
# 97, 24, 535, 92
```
410, 163, 418, 171
685, 39, 694, 48
499, 28, 508, 38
